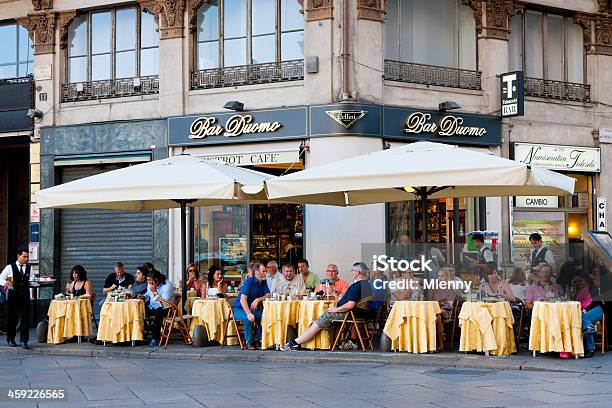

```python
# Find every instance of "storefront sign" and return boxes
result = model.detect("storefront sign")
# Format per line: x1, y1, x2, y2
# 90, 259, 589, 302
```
384, 107, 501, 146
199, 149, 300, 166
515, 196, 558, 208
30, 204, 40, 223
28, 243, 39, 263
513, 143, 601, 172
168, 107, 307, 146
599, 128, 612, 144
325, 110, 367, 129
597, 197, 607, 231
500, 71, 524, 117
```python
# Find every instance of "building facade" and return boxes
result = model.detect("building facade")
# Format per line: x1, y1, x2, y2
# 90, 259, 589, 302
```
1, 0, 611, 289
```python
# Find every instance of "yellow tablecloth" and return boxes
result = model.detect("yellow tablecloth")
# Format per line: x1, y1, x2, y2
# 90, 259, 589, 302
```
189, 298, 238, 345
97, 299, 145, 343
298, 300, 335, 350
185, 296, 199, 314
47, 298, 93, 344
529, 301, 584, 356
261, 300, 301, 349
383, 301, 441, 353
459, 301, 516, 356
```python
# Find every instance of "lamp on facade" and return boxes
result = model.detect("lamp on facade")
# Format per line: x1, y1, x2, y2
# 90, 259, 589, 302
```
438, 101, 461, 112
223, 101, 244, 111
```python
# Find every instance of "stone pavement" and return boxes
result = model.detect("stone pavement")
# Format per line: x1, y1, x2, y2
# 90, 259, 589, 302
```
0, 353, 611, 408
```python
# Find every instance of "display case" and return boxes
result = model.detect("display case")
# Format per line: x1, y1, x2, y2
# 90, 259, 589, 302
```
511, 211, 566, 270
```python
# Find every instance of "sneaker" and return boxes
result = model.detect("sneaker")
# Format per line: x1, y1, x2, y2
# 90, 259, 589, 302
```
149, 339, 158, 347
280, 340, 301, 352
339, 339, 359, 350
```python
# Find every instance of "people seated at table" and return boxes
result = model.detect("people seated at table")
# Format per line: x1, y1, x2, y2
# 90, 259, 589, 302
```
390, 269, 420, 302
205, 265, 227, 298
508, 267, 527, 302
233, 262, 271, 350
478, 264, 515, 302
103, 262, 135, 294
572, 272, 603, 358
428, 266, 462, 352
266, 260, 282, 290
315, 264, 349, 297
298, 259, 320, 292
67, 265, 93, 298
270, 264, 306, 298
369, 264, 388, 311
524, 263, 564, 310
144, 269, 175, 347
184, 263, 201, 296
282, 262, 373, 351
130, 265, 149, 298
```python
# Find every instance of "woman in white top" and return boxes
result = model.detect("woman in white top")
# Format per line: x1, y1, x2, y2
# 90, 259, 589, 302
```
390, 270, 420, 302
205, 265, 227, 298
508, 267, 527, 301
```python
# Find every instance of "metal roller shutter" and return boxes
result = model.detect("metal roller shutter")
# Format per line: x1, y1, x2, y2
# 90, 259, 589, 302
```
60, 165, 153, 313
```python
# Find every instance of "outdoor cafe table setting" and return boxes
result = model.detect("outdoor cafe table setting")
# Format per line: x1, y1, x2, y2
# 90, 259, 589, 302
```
47, 295, 93, 344
458, 300, 516, 356
189, 297, 239, 345
96, 298, 145, 346
382, 300, 441, 353
261, 296, 301, 350
529, 301, 584, 358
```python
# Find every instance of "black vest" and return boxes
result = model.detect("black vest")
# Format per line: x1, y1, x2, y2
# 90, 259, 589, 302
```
531, 247, 548, 267
9, 263, 31, 300
477, 247, 493, 264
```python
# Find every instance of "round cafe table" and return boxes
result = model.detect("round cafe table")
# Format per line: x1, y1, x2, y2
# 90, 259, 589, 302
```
261, 299, 301, 350
47, 298, 92, 344
458, 301, 516, 356
529, 301, 584, 358
96, 299, 145, 346
297, 299, 336, 350
383, 301, 441, 353
189, 298, 239, 345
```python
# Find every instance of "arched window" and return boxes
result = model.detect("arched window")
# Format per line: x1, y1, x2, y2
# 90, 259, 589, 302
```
0, 23, 32, 79
196, 0, 304, 70
67, 6, 159, 83
385, 0, 476, 70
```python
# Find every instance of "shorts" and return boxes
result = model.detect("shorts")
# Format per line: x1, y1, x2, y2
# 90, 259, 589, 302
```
316, 311, 346, 329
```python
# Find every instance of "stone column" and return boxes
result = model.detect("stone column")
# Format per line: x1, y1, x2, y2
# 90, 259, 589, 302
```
303, 0, 336, 104
353, 0, 385, 103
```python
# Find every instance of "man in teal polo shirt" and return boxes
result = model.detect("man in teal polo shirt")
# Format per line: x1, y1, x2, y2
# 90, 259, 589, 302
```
233, 263, 271, 349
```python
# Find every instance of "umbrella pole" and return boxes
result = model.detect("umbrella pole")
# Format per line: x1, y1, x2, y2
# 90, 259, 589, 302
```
180, 200, 187, 314
420, 189, 430, 297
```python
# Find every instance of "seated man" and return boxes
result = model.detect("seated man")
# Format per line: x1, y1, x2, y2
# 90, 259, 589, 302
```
144, 269, 174, 347
103, 262, 135, 294
130, 265, 149, 298
232, 263, 271, 350
282, 262, 372, 351
270, 264, 306, 298
315, 264, 349, 297
298, 259, 320, 292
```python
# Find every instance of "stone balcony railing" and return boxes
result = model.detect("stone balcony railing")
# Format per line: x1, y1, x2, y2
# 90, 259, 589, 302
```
384, 60, 482, 90
524, 77, 590, 103
61, 75, 159, 102
191, 59, 304, 90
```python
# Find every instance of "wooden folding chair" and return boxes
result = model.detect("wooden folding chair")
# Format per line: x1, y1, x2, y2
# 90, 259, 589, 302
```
446, 300, 462, 351
159, 298, 193, 348
330, 297, 374, 352
595, 311, 607, 355
516, 302, 530, 347
221, 299, 245, 350
90, 292, 98, 329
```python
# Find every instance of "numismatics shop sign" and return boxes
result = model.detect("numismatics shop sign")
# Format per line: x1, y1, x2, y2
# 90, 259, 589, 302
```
513, 143, 601, 172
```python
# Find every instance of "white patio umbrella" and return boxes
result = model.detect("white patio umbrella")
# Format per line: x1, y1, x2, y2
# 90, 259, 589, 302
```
247, 141, 576, 241
37, 155, 276, 309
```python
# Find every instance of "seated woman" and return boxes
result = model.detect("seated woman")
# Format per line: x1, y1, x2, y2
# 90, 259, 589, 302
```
573, 272, 603, 358
390, 269, 420, 302
428, 266, 460, 352
508, 267, 527, 302
67, 265, 93, 298
524, 263, 564, 310
205, 265, 227, 298
185, 263, 202, 296
478, 264, 515, 302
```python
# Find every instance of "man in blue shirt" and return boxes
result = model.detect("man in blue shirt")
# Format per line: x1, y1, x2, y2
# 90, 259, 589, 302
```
282, 262, 372, 351
145, 270, 175, 347
233, 262, 270, 349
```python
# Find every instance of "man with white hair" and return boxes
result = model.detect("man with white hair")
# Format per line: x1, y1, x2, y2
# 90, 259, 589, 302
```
266, 260, 282, 289
282, 262, 372, 351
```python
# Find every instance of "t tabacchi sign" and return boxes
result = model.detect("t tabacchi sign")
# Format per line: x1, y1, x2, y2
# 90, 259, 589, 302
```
404, 112, 487, 137
513, 143, 601, 172
189, 115, 283, 138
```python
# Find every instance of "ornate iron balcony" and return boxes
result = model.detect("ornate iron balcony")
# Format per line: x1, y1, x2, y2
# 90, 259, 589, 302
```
191, 60, 304, 90
524, 77, 590, 103
61, 75, 159, 102
384, 60, 482, 90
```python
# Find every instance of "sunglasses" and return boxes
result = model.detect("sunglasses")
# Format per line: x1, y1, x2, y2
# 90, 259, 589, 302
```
188, 269, 196, 272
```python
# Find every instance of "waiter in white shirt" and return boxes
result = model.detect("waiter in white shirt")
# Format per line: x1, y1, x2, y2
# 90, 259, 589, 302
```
468, 233, 495, 279
529, 233, 555, 272
0, 246, 31, 348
